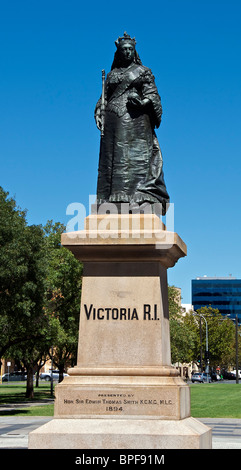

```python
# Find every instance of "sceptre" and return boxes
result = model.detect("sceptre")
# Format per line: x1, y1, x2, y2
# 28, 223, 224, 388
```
100, 69, 105, 137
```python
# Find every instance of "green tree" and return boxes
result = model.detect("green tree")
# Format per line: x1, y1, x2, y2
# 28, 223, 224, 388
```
196, 306, 236, 369
168, 286, 196, 364
183, 306, 237, 370
44, 221, 83, 382
0, 188, 47, 367
7, 314, 59, 398
0, 188, 83, 393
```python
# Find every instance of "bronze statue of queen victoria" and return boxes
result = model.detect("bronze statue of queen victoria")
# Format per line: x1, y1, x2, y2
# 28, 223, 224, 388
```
95, 33, 169, 214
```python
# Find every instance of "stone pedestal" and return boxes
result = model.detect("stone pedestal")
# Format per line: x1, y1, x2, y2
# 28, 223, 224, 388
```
29, 214, 212, 449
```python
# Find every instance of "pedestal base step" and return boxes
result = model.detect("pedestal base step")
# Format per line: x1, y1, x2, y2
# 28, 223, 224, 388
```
28, 417, 212, 449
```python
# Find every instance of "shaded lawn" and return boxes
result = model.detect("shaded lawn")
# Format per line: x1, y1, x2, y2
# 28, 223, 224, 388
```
0, 382, 55, 416
0, 382, 54, 403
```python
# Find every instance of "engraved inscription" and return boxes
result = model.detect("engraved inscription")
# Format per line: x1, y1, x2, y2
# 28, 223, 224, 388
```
84, 304, 160, 321
63, 397, 173, 408
61, 391, 175, 416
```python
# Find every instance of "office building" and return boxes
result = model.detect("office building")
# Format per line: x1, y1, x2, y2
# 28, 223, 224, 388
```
192, 277, 241, 322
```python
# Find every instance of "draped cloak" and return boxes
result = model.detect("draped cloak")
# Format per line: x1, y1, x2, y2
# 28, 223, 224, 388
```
95, 63, 170, 214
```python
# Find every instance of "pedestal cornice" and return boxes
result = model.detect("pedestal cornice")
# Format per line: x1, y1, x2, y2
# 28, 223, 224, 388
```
61, 214, 187, 268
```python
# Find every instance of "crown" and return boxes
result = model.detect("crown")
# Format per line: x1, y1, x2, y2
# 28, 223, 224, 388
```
115, 32, 136, 48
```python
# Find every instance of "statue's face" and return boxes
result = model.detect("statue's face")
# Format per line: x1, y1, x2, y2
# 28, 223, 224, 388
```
118, 42, 135, 65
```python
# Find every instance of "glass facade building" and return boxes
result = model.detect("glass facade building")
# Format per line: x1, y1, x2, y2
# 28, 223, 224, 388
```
192, 277, 241, 322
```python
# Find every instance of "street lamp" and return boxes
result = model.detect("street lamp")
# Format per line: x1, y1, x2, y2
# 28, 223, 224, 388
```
193, 311, 209, 382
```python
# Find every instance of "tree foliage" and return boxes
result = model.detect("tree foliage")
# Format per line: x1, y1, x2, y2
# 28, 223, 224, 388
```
168, 287, 239, 370
184, 306, 237, 369
0, 189, 83, 396
168, 286, 196, 364
0, 187, 47, 362
43, 221, 83, 381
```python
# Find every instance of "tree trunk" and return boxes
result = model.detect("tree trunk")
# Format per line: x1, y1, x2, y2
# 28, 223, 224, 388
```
58, 363, 65, 383
35, 370, 39, 388
26, 365, 34, 399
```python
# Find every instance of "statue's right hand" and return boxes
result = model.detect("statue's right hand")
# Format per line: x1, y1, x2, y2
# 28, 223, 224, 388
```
95, 115, 102, 131
95, 108, 102, 130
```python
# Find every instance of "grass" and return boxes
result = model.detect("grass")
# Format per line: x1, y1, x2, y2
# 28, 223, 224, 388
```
0, 382, 54, 403
190, 382, 241, 418
0, 382, 55, 416
7, 404, 55, 416
1, 382, 241, 418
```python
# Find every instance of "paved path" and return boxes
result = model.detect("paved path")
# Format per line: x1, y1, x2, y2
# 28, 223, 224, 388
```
1, 416, 241, 449
0, 416, 50, 449
199, 418, 241, 449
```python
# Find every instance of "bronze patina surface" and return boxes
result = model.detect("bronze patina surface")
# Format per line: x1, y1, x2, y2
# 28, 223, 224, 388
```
95, 32, 169, 215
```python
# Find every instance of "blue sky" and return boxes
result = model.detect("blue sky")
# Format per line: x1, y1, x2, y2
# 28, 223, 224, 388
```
1, 0, 241, 303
